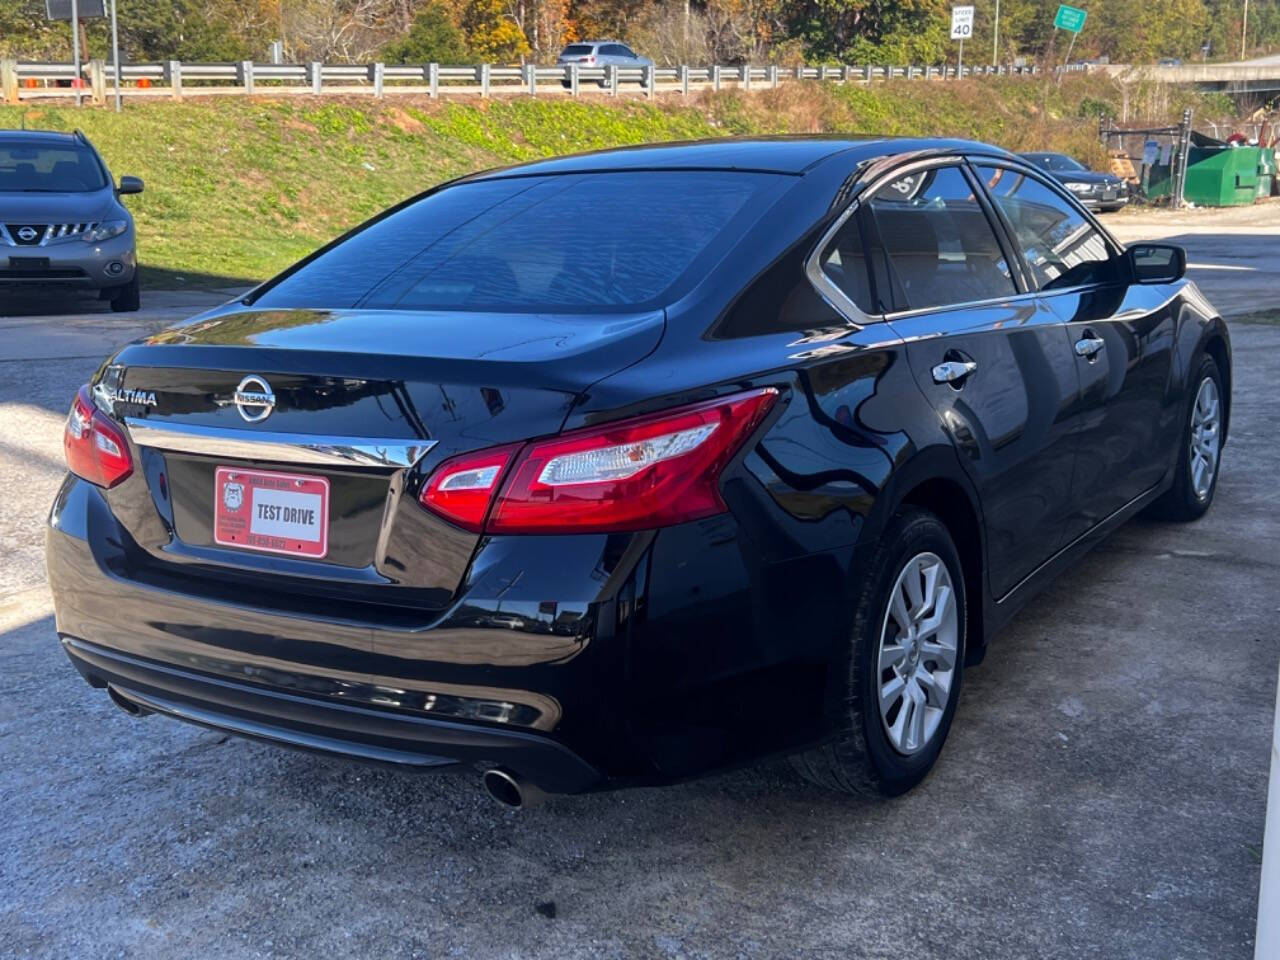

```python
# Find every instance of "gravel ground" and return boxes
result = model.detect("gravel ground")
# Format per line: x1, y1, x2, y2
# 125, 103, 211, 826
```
1, 208, 1276, 959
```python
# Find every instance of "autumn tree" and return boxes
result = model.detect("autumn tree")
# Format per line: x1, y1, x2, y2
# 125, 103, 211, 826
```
457, 0, 530, 60
381, 0, 469, 60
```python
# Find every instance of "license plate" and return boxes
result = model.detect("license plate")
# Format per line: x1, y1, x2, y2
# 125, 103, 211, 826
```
1103, 189, 1116, 200
8, 257, 50, 269
214, 467, 329, 558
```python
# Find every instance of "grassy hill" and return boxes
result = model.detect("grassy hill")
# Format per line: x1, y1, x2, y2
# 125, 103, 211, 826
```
0, 77, 1227, 286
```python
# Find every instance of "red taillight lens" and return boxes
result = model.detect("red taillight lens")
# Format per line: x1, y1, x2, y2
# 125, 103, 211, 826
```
63, 385, 134, 489
417, 388, 777, 535
418, 444, 519, 532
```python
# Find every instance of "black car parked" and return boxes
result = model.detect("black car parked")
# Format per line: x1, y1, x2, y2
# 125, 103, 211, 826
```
48, 138, 1230, 805
1020, 151, 1130, 211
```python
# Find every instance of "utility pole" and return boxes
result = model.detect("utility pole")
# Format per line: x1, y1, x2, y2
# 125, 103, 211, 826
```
109, 0, 121, 112
71, 0, 82, 106
1241, 0, 1250, 60
993, 0, 1000, 65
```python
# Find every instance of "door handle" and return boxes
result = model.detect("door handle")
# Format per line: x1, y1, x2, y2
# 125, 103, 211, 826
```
1075, 336, 1106, 359
932, 360, 979, 385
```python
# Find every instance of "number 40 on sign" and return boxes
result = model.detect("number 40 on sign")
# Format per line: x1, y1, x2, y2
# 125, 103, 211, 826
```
951, 5, 975, 39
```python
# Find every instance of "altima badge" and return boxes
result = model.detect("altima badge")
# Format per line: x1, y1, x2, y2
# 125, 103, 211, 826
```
233, 375, 276, 423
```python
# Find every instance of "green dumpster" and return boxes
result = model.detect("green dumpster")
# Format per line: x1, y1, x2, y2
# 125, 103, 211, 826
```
1182, 143, 1264, 206
1143, 134, 1270, 206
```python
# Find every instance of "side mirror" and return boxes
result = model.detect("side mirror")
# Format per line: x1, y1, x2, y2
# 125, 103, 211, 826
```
1128, 242, 1186, 284
117, 175, 144, 196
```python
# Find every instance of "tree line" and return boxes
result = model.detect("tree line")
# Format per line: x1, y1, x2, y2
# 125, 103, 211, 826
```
1, 0, 1276, 67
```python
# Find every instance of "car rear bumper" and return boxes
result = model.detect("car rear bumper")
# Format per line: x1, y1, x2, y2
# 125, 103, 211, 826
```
46, 474, 624, 793
61, 634, 601, 792
0, 231, 135, 287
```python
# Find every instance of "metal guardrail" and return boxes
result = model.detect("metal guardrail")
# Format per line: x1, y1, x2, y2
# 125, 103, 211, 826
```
0, 57, 1043, 104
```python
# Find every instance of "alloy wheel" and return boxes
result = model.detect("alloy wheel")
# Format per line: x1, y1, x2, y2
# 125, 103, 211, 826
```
876, 552, 959, 756
1189, 376, 1221, 501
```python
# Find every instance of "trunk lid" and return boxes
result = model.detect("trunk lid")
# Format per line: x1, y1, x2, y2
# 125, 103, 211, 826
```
99, 306, 663, 614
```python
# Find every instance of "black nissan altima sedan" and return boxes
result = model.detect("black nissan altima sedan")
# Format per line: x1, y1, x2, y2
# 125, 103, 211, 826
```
48, 137, 1231, 806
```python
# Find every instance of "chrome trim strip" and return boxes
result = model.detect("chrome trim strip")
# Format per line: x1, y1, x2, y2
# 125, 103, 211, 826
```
882, 288, 1041, 323
124, 418, 435, 469
804, 154, 966, 328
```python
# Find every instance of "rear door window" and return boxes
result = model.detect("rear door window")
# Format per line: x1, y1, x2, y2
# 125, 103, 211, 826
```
864, 165, 1017, 312
253, 170, 787, 313
974, 164, 1118, 291
816, 209, 878, 315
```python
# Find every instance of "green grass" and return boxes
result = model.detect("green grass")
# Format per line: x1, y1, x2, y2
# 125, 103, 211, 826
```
0, 77, 1223, 285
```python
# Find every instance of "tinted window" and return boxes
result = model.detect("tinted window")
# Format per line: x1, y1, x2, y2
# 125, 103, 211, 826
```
865, 165, 1016, 312
561, 44, 593, 56
254, 171, 783, 312
818, 211, 876, 314
0, 140, 107, 192
976, 165, 1116, 291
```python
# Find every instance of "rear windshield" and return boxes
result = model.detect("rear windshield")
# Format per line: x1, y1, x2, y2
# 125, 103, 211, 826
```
560, 44, 595, 55
0, 140, 107, 192
253, 170, 784, 313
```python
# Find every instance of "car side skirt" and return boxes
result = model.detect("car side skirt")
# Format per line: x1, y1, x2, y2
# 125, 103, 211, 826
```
985, 476, 1172, 638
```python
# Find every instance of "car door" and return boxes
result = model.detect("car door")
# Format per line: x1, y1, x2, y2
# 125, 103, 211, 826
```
849, 160, 1081, 599
972, 162, 1180, 542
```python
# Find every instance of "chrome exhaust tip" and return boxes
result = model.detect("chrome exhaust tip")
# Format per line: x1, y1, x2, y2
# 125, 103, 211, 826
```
481, 767, 546, 809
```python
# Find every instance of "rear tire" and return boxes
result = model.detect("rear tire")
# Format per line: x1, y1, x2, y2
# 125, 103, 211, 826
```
109, 274, 140, 313
791, 507, 966, 798
1147, 354, 1223, 521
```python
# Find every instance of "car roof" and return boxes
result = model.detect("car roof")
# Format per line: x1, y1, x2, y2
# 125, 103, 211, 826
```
0, 129, 83, 143
467, 136, 1016, 179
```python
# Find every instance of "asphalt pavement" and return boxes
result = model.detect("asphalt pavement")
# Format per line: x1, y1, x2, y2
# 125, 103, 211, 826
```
1, 207, 1277, 958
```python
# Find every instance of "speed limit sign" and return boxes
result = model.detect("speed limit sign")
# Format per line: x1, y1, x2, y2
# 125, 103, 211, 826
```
950, 5, 975, 39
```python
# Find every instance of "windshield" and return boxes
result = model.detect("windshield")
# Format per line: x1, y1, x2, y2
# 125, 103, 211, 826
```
1030, 154, 1087, 173
0, 140, 108, 193
254, 170, 786, 313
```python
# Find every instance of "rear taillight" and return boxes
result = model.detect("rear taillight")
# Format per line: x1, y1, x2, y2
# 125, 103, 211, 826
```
63, 385, 133, 488
418, 444, 519, 532
418, 388, 778, 535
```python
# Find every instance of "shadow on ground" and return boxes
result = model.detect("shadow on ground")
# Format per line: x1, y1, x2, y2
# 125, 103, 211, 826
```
0, 265, 257, 319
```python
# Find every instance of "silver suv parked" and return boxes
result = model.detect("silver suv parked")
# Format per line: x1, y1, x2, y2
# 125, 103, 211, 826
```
0, 129, 143, 311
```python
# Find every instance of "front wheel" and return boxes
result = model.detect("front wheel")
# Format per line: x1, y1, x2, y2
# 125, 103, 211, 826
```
109, 274, 140, 313
1147, 354, 1224, 521
791, 508, 966, 798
